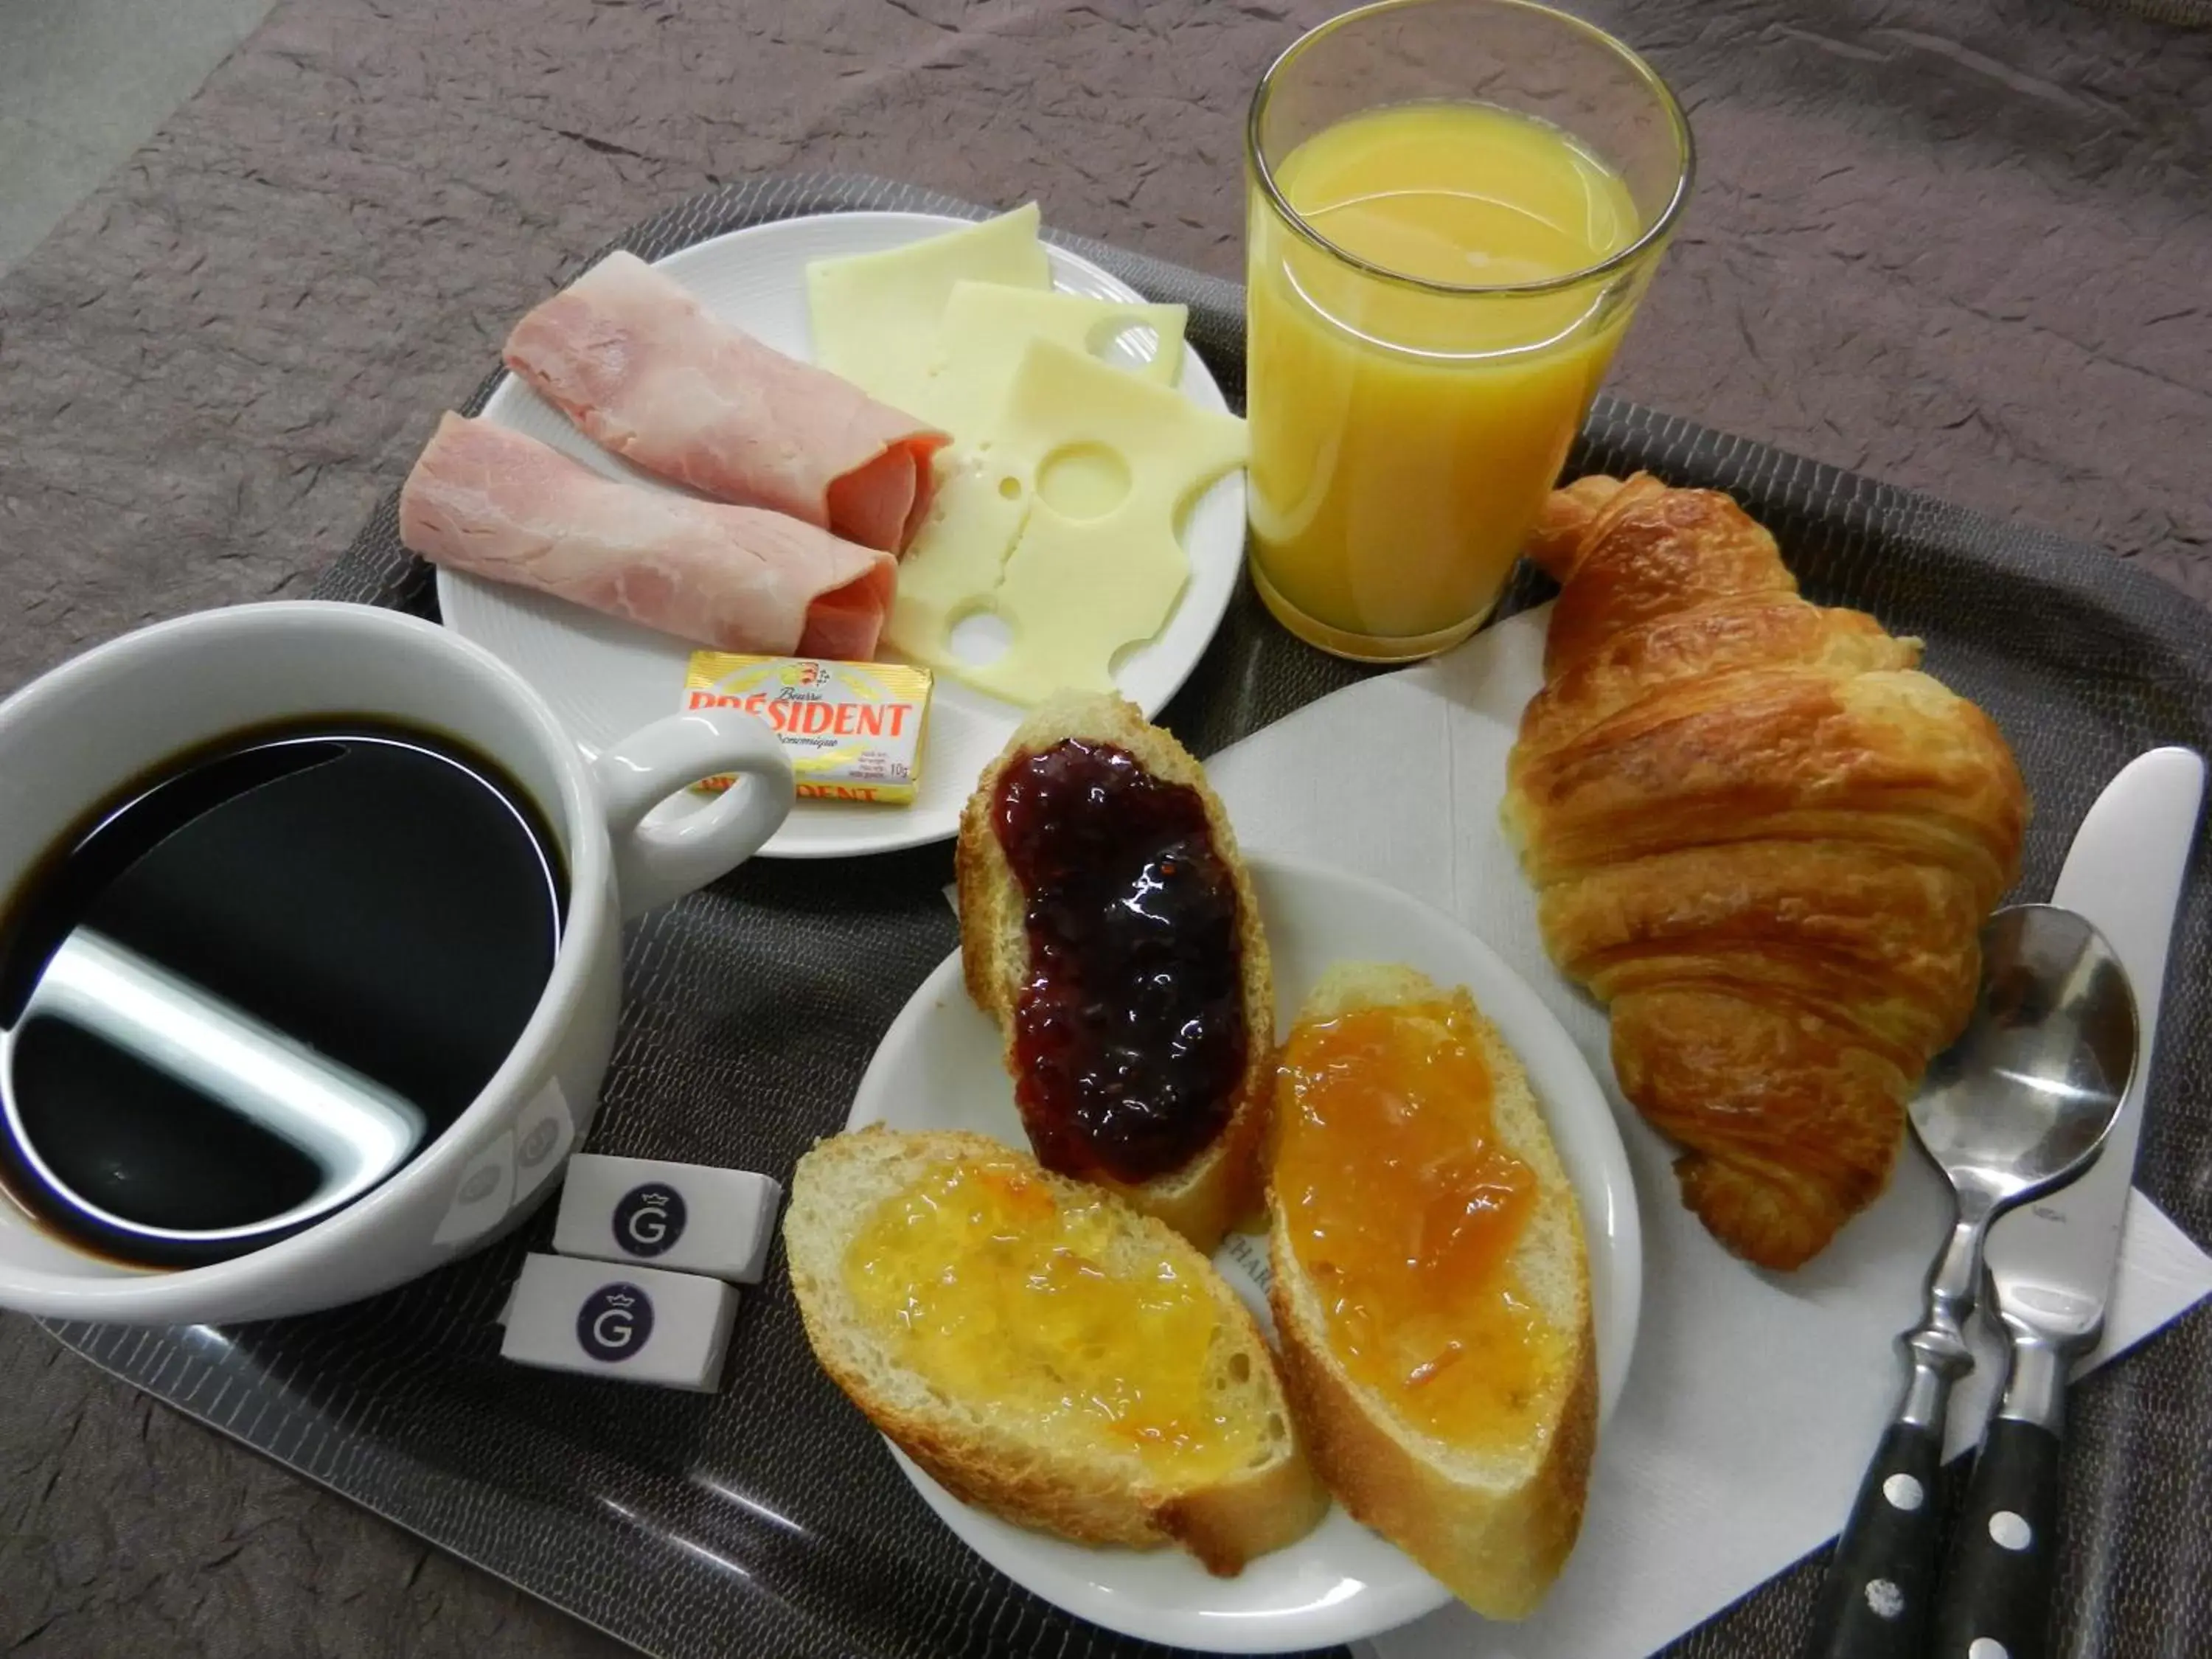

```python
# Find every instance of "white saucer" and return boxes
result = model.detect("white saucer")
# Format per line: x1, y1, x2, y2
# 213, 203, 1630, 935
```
845, 852, 1643, 1654
437, 210, 1247, 860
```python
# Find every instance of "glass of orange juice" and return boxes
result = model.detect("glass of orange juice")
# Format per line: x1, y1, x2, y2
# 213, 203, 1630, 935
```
1245, 0, 1692, 661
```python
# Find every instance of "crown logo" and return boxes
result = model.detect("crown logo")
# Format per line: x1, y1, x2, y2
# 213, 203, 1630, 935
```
602, 1290, 636, 1310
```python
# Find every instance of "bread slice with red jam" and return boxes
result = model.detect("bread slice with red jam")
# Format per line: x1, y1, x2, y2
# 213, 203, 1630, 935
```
956, 692, 1274, 1253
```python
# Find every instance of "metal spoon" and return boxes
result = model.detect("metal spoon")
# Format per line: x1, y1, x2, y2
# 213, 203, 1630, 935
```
1806, 903, 2138, 1659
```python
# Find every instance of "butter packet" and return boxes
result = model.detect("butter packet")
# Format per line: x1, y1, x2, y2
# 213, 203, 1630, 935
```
684, 653, 931, 806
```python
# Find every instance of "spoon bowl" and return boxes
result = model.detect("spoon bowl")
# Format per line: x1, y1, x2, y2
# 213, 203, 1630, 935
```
1911, 902, 2137, 1205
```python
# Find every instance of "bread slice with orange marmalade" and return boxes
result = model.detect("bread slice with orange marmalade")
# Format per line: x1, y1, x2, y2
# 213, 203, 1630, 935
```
785, 1127, 1326, 1576
1268, 964, 1597, 1619
956, 692, 1274, 1253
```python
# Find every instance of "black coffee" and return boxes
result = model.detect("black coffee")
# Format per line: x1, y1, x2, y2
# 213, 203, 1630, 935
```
0, 720, 565, 1267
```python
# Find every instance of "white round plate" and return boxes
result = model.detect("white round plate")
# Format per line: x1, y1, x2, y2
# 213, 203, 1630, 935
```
439, 211, 1247, 860
845, 853, 1642, 1655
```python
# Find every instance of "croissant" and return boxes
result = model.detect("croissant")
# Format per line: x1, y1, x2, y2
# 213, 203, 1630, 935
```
1502, 473, 2028, 1270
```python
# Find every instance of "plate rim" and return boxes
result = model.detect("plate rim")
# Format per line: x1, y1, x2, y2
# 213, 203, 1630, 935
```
841, 849, 1644, 1653
436, 207, 1247, 860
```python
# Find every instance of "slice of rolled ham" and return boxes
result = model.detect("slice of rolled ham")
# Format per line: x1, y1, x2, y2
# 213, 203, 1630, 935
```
400, 414, 897, 661
502, 251, 949, 554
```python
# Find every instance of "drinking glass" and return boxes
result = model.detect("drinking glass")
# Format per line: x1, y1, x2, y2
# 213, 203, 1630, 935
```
1245, 0, 1693, 661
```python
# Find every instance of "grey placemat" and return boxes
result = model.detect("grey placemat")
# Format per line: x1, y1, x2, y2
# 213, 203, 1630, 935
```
48, 176, 2212, 1659
2076, 0, 2210, 24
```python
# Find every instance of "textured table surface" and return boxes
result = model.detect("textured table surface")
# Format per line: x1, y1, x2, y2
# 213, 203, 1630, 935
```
2, 1, 2208, 1655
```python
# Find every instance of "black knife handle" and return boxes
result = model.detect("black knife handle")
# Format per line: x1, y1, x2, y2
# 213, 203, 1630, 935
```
1935, 1415, 2064, 1659
1806, 1421, 1945, 1659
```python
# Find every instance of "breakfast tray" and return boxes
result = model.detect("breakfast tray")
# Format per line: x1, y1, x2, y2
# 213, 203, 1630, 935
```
44, 176, 2212, 1659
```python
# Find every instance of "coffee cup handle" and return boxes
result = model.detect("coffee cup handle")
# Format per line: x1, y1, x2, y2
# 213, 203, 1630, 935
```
591, 709, 796, 919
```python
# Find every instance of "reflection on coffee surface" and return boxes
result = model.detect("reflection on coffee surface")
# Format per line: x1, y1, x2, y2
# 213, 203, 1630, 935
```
0, 721, 566, 1267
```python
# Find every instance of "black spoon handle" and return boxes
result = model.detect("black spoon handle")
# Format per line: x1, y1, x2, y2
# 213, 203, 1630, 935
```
1808, 1205, 1986, 1659
1935, 1412, 2065, 1659
1806, 1420, 1946, 1658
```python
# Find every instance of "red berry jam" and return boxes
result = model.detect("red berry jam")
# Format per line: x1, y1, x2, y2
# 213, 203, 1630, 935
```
992, 739, 1247, 1184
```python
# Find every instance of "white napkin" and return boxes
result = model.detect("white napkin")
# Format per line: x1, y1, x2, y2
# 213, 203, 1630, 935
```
1201, 605, 2212, 1659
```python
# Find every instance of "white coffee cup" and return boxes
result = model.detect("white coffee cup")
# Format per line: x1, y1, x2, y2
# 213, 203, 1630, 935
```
0, 600, 794, 1324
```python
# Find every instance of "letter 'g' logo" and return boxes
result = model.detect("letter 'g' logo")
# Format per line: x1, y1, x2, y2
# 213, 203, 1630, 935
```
577, 1283, 654, 1362
612, 1183, 686, 1258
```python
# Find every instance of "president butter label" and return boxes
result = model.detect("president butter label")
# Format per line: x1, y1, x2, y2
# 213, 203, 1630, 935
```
684, 653, 931, 806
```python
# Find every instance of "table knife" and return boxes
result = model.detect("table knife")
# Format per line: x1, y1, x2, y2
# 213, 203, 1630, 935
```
1933, 746, 2206, 1659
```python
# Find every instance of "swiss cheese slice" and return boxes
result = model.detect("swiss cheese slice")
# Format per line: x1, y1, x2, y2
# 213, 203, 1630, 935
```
889, 339, 1245, 705
805, 206, 1052, 417
919, 282, 1189, 440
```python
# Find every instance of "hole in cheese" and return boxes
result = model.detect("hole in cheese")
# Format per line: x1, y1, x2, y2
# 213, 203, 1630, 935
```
1035, 442, 1133, 521
1088, 315, 1164, 371
997, 475, 1022, 501
948, 606, 1015, 667
1106, 633, 1149, 691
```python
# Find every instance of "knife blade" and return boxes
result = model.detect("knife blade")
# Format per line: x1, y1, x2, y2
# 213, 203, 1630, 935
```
1933, 745, 2205, 1659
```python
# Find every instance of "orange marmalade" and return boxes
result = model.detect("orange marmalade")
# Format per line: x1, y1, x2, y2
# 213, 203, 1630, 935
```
1276, 990, 1566, 1447
841, 1158, 1263, 1483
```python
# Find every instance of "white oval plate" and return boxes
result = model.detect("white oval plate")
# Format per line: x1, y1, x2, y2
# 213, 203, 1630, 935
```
439, 211, 1246, 860
844, 852, 1643, 1655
